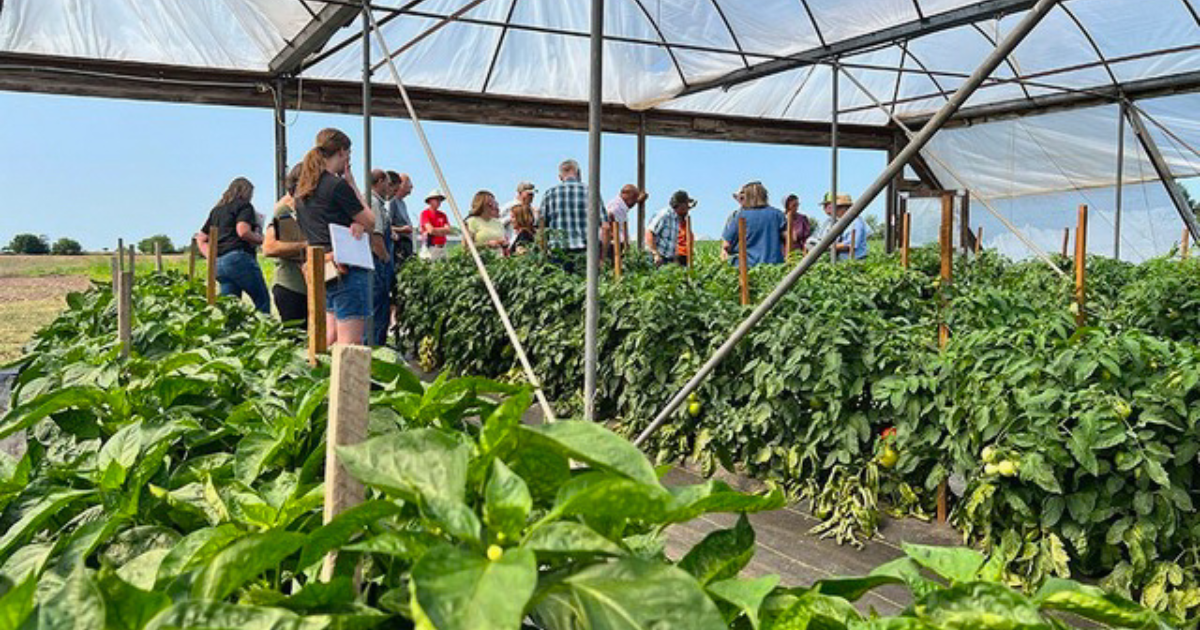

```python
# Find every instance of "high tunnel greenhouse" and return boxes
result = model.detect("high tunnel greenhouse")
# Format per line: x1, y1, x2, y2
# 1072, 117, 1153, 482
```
2, 0, 1199, 264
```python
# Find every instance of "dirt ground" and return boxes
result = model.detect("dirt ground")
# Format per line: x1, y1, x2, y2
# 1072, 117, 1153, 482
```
0, 275, 93, 363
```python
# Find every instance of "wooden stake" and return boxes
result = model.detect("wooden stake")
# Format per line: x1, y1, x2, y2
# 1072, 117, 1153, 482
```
127, 243, 135, 274
207, 227, 218, 306
850, 230, 857, 261
975, 226, 983, 254
785, 213, 793, 258
687, 216, 694, 271
321, 344, 372, 582
1062, 228, 1070, 259
937, 192, 953, 525
118, 270, 133, 359
738, 217, 749, 306
111, 255, 120, 296
613, 224, 623, 279
1183, 228, 1191, 261
901, 212, 911, 269
307, 246, 328, 367
188, 238, 197, 282
538, 215, 547, 255
117, 239, 125, 275
154, 241, 163, 273
1075, 205, 1088, 327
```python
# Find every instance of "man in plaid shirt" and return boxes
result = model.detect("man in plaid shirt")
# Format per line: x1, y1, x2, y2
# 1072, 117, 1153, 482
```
540, 159, 591, 252
646, 190, 696, 267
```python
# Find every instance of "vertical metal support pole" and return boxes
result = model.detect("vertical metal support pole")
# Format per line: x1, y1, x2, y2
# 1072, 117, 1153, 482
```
637, 115, 647, 251
1075, 204, 1088, 327
322, 344, 371, 583
960, 193, 971, 254
830, 60, 840, 263
362, 2, 373, 191
633, 0, 1062, 448
1114, 103, 1126, 261
275, 78, 288, 201
307, 246, 328, 366
738, 217, 749, 306
885, 136, 900, 253
583, 0, 604, 422
207, 227, 218, 306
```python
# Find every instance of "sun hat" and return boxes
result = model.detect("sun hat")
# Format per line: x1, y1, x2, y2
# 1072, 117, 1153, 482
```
822, 192, 853, 207
425, 188, 446, 203
516, 181, 536, 194
671, 190, 697, 208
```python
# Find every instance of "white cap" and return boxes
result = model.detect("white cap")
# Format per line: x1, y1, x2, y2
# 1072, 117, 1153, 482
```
425, 188, 446, 202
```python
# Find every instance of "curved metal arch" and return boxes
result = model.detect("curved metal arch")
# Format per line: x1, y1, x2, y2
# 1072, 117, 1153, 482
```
708, 0, 750, 68
627, 0, 691, 88
1058, 3, 1119, 87
480, 0, 520, 92
899, 41, 951, 104
1180, 0, 1200, 27
971, 22, 1033, 100
798, 0, 828, 49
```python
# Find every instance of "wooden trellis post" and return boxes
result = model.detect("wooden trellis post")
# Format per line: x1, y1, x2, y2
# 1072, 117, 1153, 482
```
1075, 205, 1088, 327
118, 245, 133, 359
207, 227, 218, 306
1061, 228, 1070, 259
321, 343, 371, 582
613, 226, 623, 279
785, 213, 793, 258
738, 217, 749, 306
111, 254, 120, 296
307, 246, 328, 366
154, 241, 163, 273
936, 192, 954, 525
975, 227, 983, 254
850, 230, 858, 261
1183, 228, 1191, 261
188, 238, 197, 282
901, 212, 911, 269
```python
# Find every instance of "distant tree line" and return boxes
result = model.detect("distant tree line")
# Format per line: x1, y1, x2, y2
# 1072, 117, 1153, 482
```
3, 234, 182, 255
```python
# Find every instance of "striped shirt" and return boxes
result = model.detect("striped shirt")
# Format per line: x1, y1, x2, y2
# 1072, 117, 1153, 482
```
648, 207, 686, 260
541, 177, 590, 250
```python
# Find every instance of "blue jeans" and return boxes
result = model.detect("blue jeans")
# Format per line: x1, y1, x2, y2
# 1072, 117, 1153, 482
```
326, 266, 370, 321
371, 254, 394, 346
216, 250, 270, 314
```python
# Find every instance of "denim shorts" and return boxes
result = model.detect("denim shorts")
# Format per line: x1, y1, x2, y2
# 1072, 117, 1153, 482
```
325, 266, 369, 321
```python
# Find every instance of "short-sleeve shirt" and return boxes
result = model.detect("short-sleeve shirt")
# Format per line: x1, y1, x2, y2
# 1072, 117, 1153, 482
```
390, 197, 414, 248
786, 213, 812, 255
372, 192, 392, 236
421, 207, 450, 247
271, 201, 307, 295
837, 216, 871, 261
466, 216, 507, 247
201, 200, 258, 256
721, 206, 787, 267
541, 178, 590, 250
296, 172, 361, 248
606, 196, 631, 244
647, 207, 684, 260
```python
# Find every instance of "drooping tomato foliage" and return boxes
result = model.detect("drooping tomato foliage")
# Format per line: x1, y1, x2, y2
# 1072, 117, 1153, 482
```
396, 245, 1200, 619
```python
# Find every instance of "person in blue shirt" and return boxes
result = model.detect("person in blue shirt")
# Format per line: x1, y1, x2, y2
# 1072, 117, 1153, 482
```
721, 182, 786, 267
829, 193, 870, 260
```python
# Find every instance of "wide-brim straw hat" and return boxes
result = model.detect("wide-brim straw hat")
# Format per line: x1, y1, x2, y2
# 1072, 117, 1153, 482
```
822, 192, 853, 207
425, 188, 446, 203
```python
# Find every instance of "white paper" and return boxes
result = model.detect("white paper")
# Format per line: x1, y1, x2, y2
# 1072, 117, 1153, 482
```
328, 224, 375, 270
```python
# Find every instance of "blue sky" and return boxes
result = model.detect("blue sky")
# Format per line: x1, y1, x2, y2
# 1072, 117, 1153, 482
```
0, 90, 888, 250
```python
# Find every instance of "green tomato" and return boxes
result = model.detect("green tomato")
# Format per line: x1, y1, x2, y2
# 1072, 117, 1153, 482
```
996, 460, 1018, 477
688, 401, 702, 418
877, 446, 899, 469
982, 446, 998, 464
1114, 398, 1131, 420
984, 463, 1000, 476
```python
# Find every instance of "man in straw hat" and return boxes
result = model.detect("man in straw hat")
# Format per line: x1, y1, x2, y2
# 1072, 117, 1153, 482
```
419, 188, 452, 261
646, 190, 696, 268
827, 192, 870, 261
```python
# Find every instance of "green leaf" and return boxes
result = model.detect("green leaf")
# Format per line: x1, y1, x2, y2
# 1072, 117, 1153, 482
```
116, 548, 171, 591
96, 569, 171, 630
0, 574, 35, 630
190, 532, 306, 601
1065, 491, 1097, 525
298, 500, 402, 570
664, 480, 786, 523
519, 422, 660, 486
766, 590, 863, 630
546, 472, 671, 526
411, 544, 537, 630
336, 429, 471, 505
484, 459, 531, 540
0, 488, 96, 559
0, 386, 108, 440
371, 347, 424, 393
708, 575, 779, 630
39, 566, 105, 630
915, 582, 1051, 630
902, 543, 985, 584
679, 514, 756, 586
342, 531, 436, 560
814, 574, 907, 602
524, 521, 624, 557
1018, 453, 1062, 494
144, 601, 329, 630
534, 558, 727, 630
155, 524, 245, 586
1035, 578, 1161, 628
234, 432, 284, 485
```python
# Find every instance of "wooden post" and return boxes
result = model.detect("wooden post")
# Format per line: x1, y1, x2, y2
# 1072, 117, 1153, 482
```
207, 227, 218, 306
1183, 228, 1191, 261
111, 255, 120, 296
1075, 205, 1088, 327
321, 344, 372, 582
128, 243, 135, 274
613, 226, 623, 279
850, 230, 857, 261
785, 213, 793, 258
975, 226, 983, 254
687, 216, 694, 271
154, 241, 163, 273
118, 268, 133, 359
1061, 228, 1070, 259
538, 215, 547, 255
188, 238, 197, 282
307, 246, 328, 366
901, 212, 911, 269
937, 192, 953, 525
738, 217, 749, 306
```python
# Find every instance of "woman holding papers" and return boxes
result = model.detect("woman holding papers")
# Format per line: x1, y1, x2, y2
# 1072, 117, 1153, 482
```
295, 128, 375, 347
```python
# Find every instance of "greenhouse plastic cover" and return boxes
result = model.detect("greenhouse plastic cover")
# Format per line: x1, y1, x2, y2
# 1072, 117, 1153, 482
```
2, 0, 1198, 260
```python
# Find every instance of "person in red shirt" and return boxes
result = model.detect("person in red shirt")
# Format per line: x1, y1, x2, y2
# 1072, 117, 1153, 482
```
420, 189, 453, 260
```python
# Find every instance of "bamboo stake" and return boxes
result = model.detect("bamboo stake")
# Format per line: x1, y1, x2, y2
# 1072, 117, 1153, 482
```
307, 246, 328, 367
613, 224, 623, 279
738, 217, 749, 306
901, 212, 911, 269
1075, 205, 1088, 327
154, 241, 163, 273
1183, 227, 1191, 261
321, 344, 371, 582
207, 227, 218, 306
1062, 228, 1070, 259
937, 192, 953, 525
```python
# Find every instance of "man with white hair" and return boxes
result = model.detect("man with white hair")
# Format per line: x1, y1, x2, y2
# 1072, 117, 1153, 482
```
540, 159, 591, 270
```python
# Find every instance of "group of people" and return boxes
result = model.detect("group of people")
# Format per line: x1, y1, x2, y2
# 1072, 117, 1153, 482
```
197, 127, 872, 349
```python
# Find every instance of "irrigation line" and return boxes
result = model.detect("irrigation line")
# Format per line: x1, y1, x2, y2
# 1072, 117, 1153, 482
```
837, 68, 1067, 277
366, 9, 559, 423
633, 0, 1061, 448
